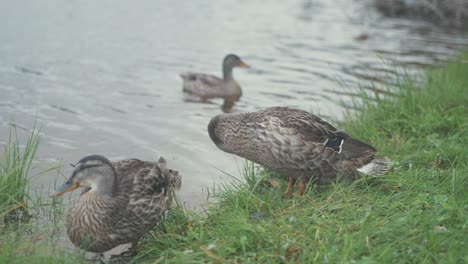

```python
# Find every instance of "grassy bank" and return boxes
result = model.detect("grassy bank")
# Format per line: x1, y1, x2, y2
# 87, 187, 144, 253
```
135, 54, 468, 263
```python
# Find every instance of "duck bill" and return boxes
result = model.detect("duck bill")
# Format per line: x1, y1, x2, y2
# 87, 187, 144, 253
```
53, 179, 79, 196
239, 61, 250, 68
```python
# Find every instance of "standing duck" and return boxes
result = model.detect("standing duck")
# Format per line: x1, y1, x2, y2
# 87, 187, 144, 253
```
54, 155, 182, 253
208, 107, 390, 196
180, 54, 250, 101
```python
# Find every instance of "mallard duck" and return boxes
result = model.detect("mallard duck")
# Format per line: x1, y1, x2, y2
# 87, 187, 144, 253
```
54, 154, 182, 253
208, 107, 390, 196
180, 54, 250, 101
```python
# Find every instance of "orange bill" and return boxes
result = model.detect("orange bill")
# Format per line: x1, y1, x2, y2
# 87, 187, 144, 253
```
53, 179, 79, 196
239, 60, 250, 68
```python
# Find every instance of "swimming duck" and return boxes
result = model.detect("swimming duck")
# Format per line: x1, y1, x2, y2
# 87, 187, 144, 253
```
208, 107, 390, 196
180, 54, 250, 101
54, 154, 182, 253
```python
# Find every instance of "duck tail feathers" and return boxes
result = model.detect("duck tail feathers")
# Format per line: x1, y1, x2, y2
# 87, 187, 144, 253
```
157, 157, 182, 191
171, 170, 182, 191
357, 155, 390, 176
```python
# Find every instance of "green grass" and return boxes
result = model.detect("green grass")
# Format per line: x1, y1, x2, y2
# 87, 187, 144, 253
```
135, 54, 468, 263
0, 125, 40, 222
0, 235, 81, 264
0, 127, 81, 263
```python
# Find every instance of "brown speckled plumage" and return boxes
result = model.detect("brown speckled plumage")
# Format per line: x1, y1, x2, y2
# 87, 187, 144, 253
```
59, 155, 181, 253
208, 107, 389, 194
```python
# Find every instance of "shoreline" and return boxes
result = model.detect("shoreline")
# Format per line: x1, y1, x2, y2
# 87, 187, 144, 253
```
136, 52, 468, 263
1, 52, 467, 263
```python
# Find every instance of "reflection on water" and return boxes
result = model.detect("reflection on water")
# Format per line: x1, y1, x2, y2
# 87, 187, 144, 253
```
1, 0, 468, 207
221, 99, 237, 113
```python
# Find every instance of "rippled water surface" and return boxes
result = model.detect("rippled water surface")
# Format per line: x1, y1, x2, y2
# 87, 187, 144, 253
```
1, 0, 467, 206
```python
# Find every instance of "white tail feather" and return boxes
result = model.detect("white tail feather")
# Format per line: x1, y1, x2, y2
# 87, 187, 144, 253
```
357, 156, 390, 176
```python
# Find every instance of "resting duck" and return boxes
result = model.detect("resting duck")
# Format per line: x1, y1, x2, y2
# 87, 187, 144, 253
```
180, 54, 250, 101
54, 155, 182, 253
208, 107, 390, 196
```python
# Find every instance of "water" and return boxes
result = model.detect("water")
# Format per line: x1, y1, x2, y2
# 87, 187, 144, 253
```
1, 0, 467, 207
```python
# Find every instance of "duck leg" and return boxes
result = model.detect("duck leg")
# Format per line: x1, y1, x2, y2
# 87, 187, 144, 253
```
284, 176, 295, 198
298, 177, 307, 196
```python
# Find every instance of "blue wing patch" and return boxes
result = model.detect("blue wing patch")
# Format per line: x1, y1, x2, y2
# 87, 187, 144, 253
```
325, 137, 344, 152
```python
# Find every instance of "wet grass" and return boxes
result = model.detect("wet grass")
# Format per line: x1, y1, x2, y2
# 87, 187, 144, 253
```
0, 126, 81, 263
135, 54, 468, 263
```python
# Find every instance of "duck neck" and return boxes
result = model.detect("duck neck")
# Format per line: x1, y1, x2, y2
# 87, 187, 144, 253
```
223, 65, 234, 81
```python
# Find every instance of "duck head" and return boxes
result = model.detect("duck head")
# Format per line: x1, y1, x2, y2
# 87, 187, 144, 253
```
222, 54, 250, 80
54, 155, 118, 197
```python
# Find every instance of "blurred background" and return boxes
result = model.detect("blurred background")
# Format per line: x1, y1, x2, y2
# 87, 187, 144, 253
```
1, 0, 467, 207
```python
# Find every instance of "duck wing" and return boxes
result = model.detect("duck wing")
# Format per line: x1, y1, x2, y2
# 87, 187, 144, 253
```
180, 72, 224, 98
251, 107, 341, 142
82, 158, 181, 249
250, 107, 378, 153
114, 158, 180, 226
252, 107, 388, 177
113, 159, 143, 197
233, 107, 385, 180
